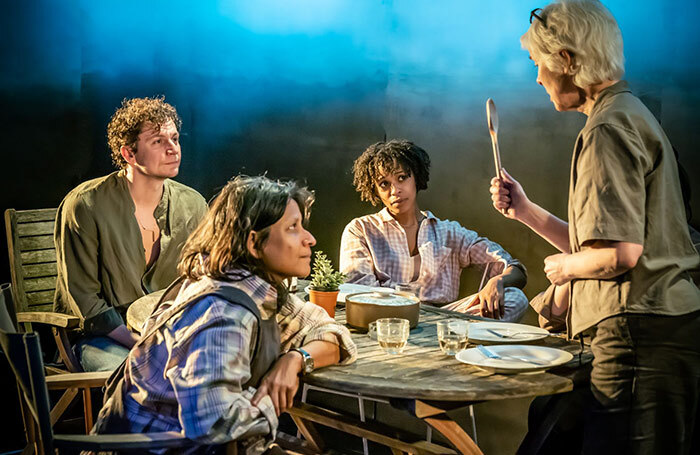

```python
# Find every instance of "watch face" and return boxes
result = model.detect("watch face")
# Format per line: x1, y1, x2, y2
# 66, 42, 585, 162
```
296, 348, 314, 374
303, 353, 314, 373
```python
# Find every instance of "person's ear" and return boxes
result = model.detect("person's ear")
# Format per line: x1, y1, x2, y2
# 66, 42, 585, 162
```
247, 231, 261, 259
121, 145, 136, 165
559, 50, 574, 74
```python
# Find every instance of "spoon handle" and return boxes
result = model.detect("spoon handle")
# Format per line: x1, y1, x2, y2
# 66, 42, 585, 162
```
490, 132, 503, 180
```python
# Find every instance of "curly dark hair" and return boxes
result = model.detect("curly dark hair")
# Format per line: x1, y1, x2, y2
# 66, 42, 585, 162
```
352, 140, 431, 206
178, 175, 315, 301
107, 96, 182, 169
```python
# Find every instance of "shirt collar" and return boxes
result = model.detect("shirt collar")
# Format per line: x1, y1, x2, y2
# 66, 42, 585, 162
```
589, 80, 631, 119
116, 170, 170, 230
222, 268, 279, 314
378, 207, 436, 224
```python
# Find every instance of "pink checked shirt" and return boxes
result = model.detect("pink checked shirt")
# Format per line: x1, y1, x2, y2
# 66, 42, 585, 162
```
340, 209, 525, 304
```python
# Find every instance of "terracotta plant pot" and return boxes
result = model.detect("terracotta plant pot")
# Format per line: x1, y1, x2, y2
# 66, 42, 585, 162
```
308, 288, 339, 318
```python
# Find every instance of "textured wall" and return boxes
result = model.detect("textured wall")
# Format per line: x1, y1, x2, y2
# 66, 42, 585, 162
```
2, 1, 698, 299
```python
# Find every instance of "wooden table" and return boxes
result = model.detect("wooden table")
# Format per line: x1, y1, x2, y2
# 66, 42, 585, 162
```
289, 304, 590, 455
126, 288, 591, 454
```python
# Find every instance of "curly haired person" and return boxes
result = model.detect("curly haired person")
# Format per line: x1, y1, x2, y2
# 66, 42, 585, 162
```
340, 139, 528, 321
54, 96, 207, 372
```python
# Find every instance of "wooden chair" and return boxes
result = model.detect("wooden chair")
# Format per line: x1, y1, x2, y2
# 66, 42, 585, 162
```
0, 291, 192, 454
4, 208, 97, 437
4, 208, 82, 370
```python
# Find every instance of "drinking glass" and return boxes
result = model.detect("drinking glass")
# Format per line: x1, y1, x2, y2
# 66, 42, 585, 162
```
376, 318, 410, 354
437, 319, 469, 355
395, 283, 420, 299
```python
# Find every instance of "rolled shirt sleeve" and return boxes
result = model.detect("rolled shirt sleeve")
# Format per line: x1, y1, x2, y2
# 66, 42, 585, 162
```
277, 294, 357, 365
529, 285, 567, 332
572, 124, 647, 246
452, 222, 527, 280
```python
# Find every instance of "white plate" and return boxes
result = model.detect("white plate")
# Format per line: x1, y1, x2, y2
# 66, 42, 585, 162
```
468, 321, 549, 343
456, 345, 573, 374
304, 283, 394, 303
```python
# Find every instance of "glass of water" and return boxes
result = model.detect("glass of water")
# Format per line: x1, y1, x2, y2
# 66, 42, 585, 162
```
437, 319, 469, 355
376, 318, 410, 354
395, 283, 420, 299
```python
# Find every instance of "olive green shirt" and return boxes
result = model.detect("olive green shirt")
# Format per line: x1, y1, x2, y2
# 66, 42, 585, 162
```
54, 171, 207, 336
567, 81, 700, 336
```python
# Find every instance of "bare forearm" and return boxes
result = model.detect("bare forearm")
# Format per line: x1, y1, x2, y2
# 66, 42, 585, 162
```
564, 247, 634, 280
519, 202, 570, 253
302, 340, 340, 369
551, 284, 569, 317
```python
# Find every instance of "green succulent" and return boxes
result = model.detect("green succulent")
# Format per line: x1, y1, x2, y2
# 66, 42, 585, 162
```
309, 251, 346, 291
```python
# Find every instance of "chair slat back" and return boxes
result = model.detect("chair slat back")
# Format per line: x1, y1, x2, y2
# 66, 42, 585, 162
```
4, 208, 58, 315
0, 329, 55, 454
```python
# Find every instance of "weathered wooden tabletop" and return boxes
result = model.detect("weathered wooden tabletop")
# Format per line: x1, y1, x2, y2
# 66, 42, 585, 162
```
127, 285, 591, 403
126, 284, 591, 454
305, 304, 591, 403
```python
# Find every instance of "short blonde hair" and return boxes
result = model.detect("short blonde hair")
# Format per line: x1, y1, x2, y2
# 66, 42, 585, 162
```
521, 0, 624, 88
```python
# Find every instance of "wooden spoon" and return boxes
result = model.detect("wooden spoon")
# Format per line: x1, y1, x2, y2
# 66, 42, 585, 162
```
486, 98, 503, 181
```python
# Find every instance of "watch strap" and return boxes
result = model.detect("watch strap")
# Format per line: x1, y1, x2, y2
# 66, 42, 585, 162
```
290, 347, 314, 375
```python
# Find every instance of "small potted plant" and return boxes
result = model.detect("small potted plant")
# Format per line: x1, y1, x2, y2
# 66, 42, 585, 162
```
308, 251, 346, 317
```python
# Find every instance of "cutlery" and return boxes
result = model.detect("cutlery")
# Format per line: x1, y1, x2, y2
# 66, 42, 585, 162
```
476, 344, 549, 366
484, 328, 543, 339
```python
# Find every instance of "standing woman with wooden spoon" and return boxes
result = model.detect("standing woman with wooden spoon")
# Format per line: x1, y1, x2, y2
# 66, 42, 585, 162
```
490, 1, 700, 453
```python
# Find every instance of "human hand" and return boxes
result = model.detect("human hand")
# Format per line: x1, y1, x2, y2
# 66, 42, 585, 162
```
544, 253, 572, 286
474, 276, 505, 319
490, 168, 530, 221
251, 351, 303, 416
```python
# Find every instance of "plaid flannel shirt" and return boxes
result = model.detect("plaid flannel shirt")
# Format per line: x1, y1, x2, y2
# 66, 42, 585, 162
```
340, 209, 525, 304
94, 271, 356, 450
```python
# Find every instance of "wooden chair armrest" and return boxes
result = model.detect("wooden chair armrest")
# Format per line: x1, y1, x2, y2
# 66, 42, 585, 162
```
16, 311, 80, 329
53, 431, 191, 451
45, 371, 111, 390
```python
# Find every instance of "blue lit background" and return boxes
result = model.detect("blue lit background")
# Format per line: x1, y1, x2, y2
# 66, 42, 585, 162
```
2, 0, 699, 297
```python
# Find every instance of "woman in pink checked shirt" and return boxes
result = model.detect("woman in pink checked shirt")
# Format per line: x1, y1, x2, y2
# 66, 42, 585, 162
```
339, 139, 528, 322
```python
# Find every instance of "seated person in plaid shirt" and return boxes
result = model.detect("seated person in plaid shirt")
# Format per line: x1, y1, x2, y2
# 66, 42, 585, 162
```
340, 140, 528, 321
93, 175, 357, 453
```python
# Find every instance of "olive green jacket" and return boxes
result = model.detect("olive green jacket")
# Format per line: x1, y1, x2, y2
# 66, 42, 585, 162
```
53, 171, 207, 335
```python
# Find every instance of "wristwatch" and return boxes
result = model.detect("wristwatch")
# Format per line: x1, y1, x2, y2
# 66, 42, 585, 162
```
290, 347, 314, 375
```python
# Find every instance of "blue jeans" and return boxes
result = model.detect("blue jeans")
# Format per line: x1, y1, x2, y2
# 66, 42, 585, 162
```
74, 336, 129, 372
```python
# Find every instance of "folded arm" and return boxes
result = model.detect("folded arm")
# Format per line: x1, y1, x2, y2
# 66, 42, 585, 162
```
544, 240, 643, 286
455, 224, 528, 317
